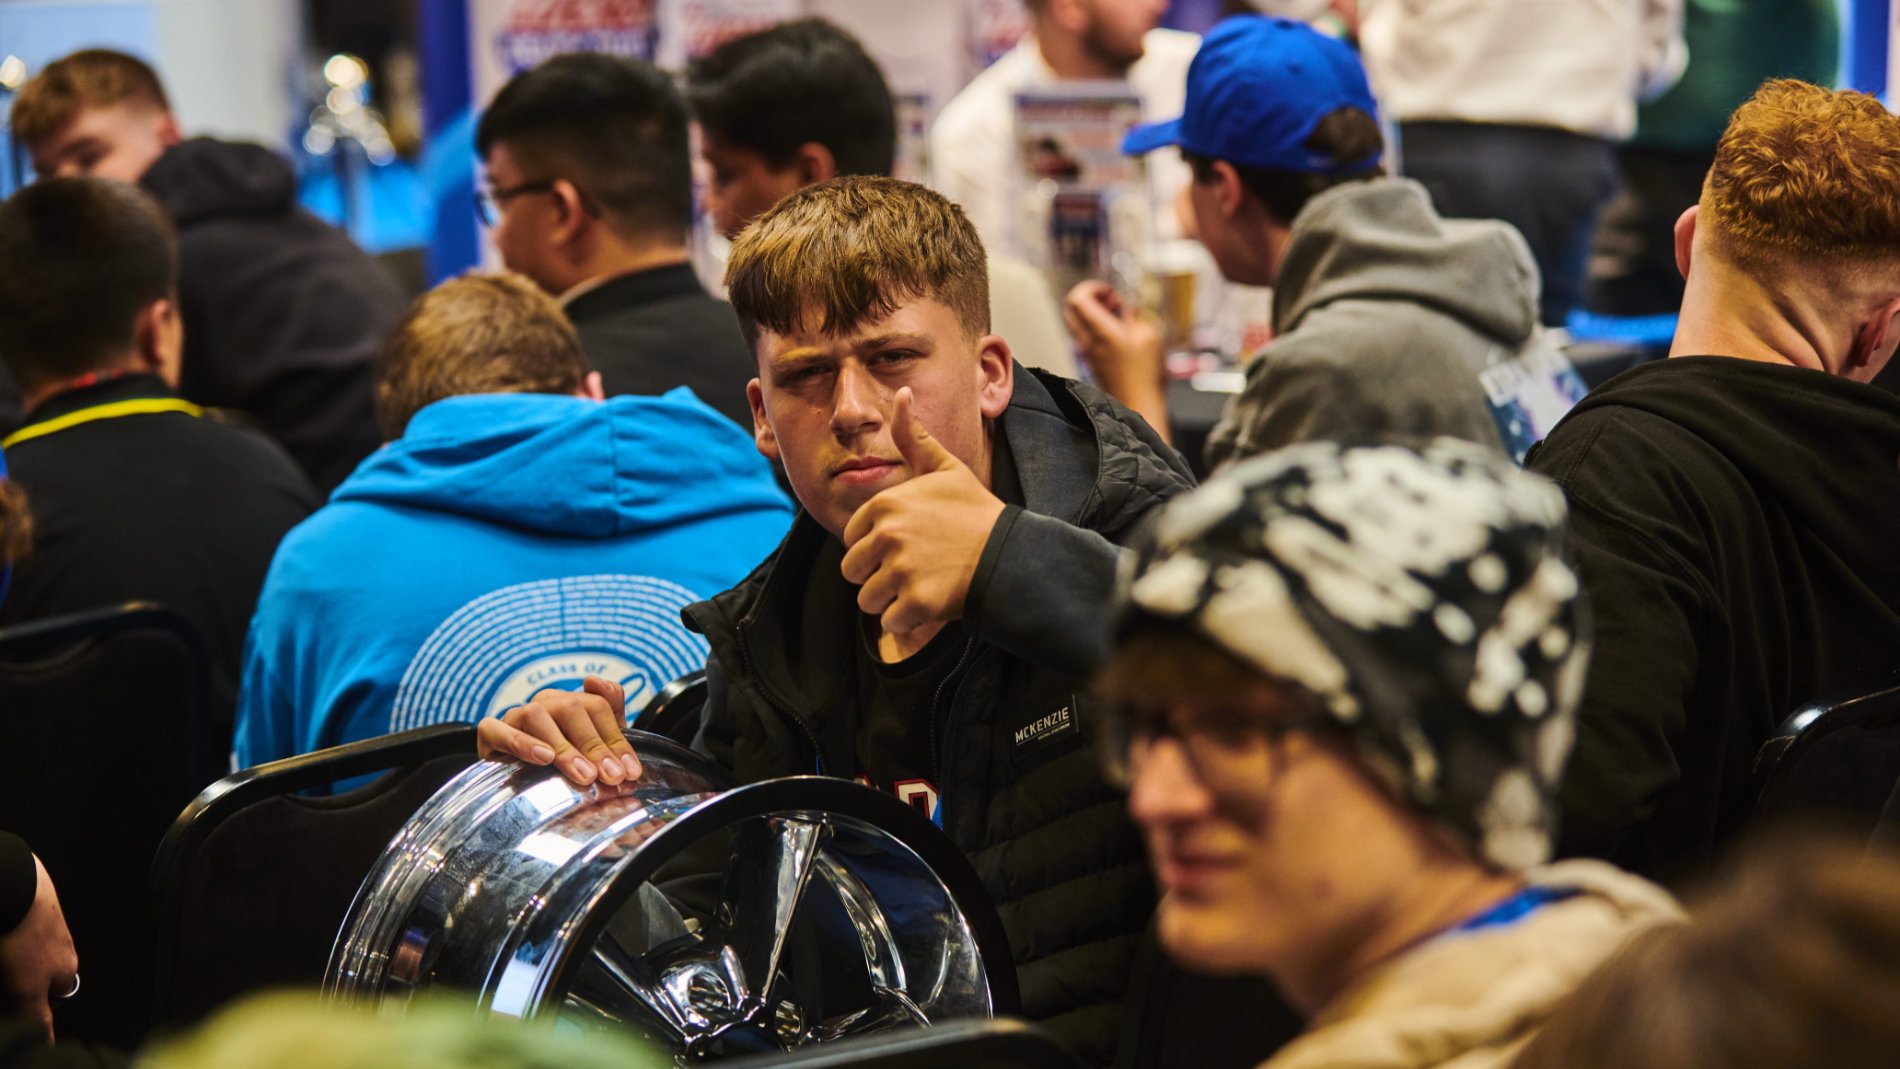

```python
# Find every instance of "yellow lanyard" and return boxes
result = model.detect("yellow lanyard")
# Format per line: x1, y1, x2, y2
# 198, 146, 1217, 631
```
1, 398, 205, 450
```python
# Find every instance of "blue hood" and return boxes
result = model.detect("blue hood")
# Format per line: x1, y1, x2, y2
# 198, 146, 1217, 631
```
334, 390, 784, 537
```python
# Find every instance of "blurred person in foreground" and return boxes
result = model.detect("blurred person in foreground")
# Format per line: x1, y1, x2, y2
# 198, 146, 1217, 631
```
687, 18, 1081, 379
477, 176, 1196, 1064
1066, 16, 1571, 468
0, 178, 318, 737
1525, 80, 1900, 883
1104, 438, 1681, 1068
142, 993, 658, 1069
1513, 834, 1900, 1069
10, 50, 405, 492
233, 273, 790, 782
476, 53, 755, 432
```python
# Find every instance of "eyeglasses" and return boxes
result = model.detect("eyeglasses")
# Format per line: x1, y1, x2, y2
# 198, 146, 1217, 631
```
1100, 701, 1335, 793
474, 180, 557, 227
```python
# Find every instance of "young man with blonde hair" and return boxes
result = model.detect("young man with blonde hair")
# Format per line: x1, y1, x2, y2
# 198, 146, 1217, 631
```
235, 273, 790, 781
478, 176, 1195, 1064
10, 49, 405, 491
1527, 80, 1900, 881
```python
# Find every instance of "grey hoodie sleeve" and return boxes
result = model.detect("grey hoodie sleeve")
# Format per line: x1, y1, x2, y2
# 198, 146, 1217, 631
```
963, 504, 1125, 675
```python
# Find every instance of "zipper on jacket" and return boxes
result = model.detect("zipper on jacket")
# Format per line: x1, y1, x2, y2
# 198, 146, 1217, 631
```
926, 637, 979, 822
735, 622, 830, 776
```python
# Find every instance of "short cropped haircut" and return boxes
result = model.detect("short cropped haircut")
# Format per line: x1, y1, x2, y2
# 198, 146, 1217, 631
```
686, 19, 897, 178
1186, 106, 1384, 226
0, 178, 176, 388
1702, 79, 1900, 263
725, 176, 989, 342
375, 272, 588, 439
475, 52, 692, 240
10, 49, 171, 148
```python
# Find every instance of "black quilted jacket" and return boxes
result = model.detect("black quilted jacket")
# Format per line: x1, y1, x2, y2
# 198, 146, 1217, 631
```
682, 367, 1195, 1065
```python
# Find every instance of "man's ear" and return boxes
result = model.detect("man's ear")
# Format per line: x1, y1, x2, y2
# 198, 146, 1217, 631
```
746, 378, 781, 462
1212, 160, 1246, 221
1674, 204, 1699, 281
134, 297, 184, 387
548, 178, 594, 251
576, 371, 605, 401
1848, 295, 1900, 379
976, 334, 1015, 420
794, 142, 838, 185
154, 110, 183, 149
1044, 0, 1089, 34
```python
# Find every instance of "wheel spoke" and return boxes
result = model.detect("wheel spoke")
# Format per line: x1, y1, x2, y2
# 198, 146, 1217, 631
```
715, 816, 826, 1005
813, 853, 907, 993
564, 934, 692, 1044
811, 991, 930, 1042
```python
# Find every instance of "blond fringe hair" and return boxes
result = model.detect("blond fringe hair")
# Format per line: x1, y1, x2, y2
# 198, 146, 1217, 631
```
725, 175, 989, 342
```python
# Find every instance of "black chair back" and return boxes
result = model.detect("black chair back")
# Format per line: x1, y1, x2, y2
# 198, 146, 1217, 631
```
634, 669, 708, 744
1753, 677, 1900, 840
0, 603, 216, 1047
149, 723, 477, 1031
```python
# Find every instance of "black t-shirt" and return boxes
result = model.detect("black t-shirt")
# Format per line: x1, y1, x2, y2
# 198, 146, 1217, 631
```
851, 616, 969, 823
843, 432, 1021, 824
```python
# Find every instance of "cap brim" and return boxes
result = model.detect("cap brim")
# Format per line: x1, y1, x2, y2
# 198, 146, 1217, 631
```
1121, 118, 1183, 157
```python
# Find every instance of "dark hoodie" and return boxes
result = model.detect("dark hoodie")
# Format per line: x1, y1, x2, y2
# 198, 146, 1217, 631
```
141, 138, 406, 492
1526, 356, 1900, 882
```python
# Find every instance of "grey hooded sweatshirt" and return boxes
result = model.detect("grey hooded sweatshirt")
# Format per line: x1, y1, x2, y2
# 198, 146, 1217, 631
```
1206, 177, 1558, 468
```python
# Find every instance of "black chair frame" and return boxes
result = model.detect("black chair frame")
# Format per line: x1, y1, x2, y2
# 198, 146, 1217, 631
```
1753, 677, 1900, 808
0, 601, 220, 784
149, 722, 476, 1028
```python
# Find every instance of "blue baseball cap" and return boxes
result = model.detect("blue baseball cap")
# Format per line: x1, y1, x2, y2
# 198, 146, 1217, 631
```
1122, 15, 1382, 175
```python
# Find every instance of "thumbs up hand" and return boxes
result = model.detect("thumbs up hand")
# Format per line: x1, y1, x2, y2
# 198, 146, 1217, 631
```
841, 387, 1008, 635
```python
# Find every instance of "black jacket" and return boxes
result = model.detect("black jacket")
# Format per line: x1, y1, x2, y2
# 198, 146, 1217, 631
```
0, 374, 320, 736
683, 368, 1195, 1064
1527, 356, 1900, 882
565, 263, 757, 433
141, 137, 405, 492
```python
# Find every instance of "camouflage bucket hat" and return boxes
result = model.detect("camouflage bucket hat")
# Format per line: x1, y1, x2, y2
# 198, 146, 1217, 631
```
1115, 438, 1589, 869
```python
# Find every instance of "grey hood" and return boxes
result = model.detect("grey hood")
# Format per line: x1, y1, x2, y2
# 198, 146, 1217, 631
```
1274, 177, 1542, 348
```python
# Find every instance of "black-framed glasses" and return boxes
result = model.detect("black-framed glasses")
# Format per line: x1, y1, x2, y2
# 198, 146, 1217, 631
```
474, 180, 557, 227
1099, 700, 1336, 793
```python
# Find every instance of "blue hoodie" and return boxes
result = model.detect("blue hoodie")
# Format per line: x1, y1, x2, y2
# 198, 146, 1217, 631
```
234, 389, 792, 773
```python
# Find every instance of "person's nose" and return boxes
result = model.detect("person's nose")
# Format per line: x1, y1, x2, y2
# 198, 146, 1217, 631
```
1127, 737, 1216, 830
830, 360, 885, 440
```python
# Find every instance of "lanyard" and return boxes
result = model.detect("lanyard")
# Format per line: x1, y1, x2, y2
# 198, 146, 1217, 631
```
2, 397, 204, 449
1449, 885, 1580, 935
